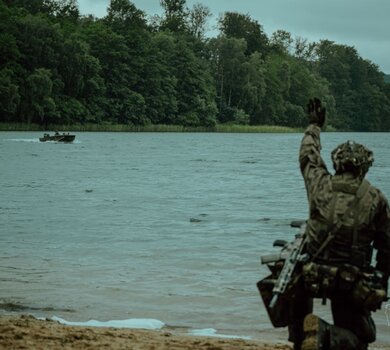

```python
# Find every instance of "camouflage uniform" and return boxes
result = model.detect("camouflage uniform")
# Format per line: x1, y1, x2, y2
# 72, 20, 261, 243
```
289, 124, 390, 350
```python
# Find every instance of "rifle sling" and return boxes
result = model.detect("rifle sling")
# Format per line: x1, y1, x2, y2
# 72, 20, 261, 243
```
310, 179, 369, 261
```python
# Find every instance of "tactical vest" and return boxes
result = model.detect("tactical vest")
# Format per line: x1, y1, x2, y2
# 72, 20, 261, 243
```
310, 175, 374, 268
303, 177, 387, 310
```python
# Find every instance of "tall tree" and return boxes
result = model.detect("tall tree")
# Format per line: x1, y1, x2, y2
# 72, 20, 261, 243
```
218, 12, 269, 56
210, 36, 268, 124
173, 36, 217, 126
159, 0, 188, 32
210, 37, 246, 113
240, 52, 266, 123
315, 40, 390, 130
42, 0, 80, 21
105, 0, 147, 33
140, 32, 178, 124
0, 68, 20, 121
20, 68, 57, 124
3, 0, 45, 14
294, 36, 316, 61
14, 14, 63, 72
269, 29, 293, 55
82, 21, 147, 124
188, 3, 211, 39
56, 33, 106, 123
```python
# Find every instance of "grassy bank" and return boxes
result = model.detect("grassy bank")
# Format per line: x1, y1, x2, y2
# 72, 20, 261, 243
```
0, 122, 303, 133
215, 124, 302, 133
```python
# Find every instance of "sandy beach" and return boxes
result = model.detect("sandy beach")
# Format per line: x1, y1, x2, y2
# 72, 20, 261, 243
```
0, 315, 294, 350
2, 315, 389, 350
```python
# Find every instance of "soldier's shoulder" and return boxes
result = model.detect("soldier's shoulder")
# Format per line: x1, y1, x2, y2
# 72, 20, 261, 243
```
366, 180, 389, 204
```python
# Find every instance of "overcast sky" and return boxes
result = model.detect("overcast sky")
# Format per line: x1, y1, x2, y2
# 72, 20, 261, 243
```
78, 0, 390, 74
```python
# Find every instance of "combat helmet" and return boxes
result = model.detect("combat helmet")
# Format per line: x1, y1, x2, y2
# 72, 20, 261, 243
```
331, 140, 374, 178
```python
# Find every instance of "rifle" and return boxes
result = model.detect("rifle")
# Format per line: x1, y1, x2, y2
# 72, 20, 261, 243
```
257, 221, 309, 327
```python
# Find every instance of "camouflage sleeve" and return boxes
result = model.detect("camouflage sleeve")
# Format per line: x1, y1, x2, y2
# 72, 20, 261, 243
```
299, 124, 330, 200
374, 193, 390, 276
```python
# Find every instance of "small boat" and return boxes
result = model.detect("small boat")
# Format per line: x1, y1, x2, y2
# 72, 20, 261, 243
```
39, 132, 76, 143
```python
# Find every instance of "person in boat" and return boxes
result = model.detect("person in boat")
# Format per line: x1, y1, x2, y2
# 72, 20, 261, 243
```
289, 98, 390, 350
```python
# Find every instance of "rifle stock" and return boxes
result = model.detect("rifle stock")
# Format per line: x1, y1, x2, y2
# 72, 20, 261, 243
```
261, 252, 289, 264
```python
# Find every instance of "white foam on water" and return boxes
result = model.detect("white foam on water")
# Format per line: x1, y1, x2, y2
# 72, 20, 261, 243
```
4, 138, 80, 144
5, 138, 40, 143
50, 316, 164, 329
189, 328, 252, 340
48, 317, 250, 340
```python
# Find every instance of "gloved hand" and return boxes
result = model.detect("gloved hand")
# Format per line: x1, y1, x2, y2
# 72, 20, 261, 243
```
307, 98, 326, 127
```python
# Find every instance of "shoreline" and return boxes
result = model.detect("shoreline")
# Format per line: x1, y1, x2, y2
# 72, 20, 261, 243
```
0, 315, 291, 350
1, 314, 389, 350
0, 122, 302, 133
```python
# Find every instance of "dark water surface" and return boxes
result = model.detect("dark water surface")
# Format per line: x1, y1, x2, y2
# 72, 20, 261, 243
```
1, 131, 389, 345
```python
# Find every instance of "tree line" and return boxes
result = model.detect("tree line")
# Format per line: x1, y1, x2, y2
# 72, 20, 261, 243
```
1, 0, 390, 131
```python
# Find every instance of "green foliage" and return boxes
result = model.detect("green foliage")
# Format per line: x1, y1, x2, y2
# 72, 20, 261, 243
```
210, 35, 265, 124
173, 36, 217, 127
105, 0, 147, 32
14, 13, 63, 71
1, 0, 389, 131
55, 96, 86, 124
22, 68, 57, 124
270, 30, 293, 55
140, 32, 178, 124
218, 106, 249, 125
3, 0, 45, 14
0, 33, 20, 67
43, 0, 80, 21
219, 12, 269, 56
159, 0, 188, 32
0, 68, 20, 120
315, 40, 390, 130
188, 3, 211, 39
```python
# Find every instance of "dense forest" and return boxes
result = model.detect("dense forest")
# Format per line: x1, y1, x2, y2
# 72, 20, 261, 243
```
1, 0, 390, 131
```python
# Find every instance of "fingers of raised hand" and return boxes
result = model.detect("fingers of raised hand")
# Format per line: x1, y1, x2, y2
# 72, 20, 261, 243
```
307, 99, 315, 114
314, 98, 322, 114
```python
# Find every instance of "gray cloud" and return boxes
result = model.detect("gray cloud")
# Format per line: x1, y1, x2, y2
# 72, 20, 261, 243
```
78, 0, 390, 73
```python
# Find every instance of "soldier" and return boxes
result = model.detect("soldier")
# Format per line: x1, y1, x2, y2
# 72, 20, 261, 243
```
290, 98, 390, 350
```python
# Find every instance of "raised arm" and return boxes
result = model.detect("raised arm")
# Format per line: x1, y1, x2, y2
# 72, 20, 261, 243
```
299, 98, 330, 200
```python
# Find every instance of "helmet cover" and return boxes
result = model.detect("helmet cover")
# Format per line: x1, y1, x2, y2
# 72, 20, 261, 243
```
331, 140, 374, 177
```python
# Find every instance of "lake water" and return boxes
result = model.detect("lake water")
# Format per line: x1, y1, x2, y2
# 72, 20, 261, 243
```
1, 131, 389, 346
